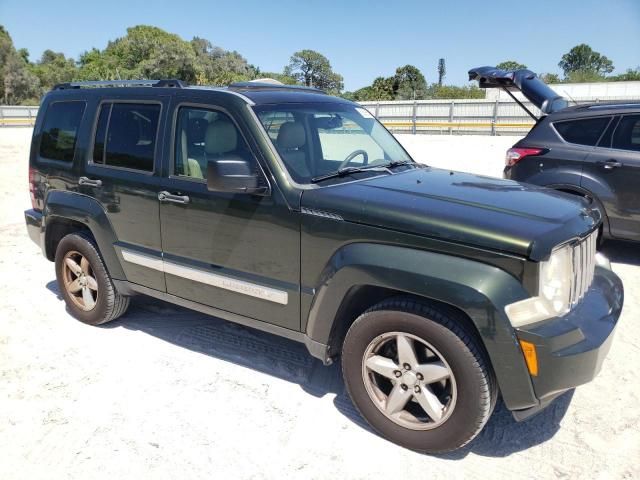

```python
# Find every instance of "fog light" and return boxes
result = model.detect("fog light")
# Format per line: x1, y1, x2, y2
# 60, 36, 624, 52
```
519, 339, 539, 377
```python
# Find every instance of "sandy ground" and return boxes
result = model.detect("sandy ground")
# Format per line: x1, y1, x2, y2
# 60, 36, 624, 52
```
1, 128, 639, 480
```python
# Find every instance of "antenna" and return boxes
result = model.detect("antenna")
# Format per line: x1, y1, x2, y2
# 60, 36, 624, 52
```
563, 90, 579, 106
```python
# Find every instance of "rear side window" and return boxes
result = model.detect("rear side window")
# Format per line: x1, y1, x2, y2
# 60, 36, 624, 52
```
553, 117, 611, 146
612, 115, 640, 152
92, 102, 161, 172
39, 101, 86, 161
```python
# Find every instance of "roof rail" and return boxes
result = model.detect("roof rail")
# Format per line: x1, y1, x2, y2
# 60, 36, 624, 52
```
51, 79, 188, 91
228, 81, 326, 94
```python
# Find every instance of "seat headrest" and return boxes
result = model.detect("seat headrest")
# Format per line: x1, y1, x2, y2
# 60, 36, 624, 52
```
188, 118, 207, 143
205, 119, 238, 155
277, 122, 306, 150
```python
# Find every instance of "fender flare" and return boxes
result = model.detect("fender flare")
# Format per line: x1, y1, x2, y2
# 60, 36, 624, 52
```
305, 242, 538, 410
43, 190, 126, 280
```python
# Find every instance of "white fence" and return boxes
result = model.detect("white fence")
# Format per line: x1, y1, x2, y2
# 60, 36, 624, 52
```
0, 101, 545, 134
357, 97, 623, 136
3, 92, 638, 136
0, 106, 39, 127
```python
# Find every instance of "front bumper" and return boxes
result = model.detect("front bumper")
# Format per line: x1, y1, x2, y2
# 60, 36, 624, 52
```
511, 264, 623, 420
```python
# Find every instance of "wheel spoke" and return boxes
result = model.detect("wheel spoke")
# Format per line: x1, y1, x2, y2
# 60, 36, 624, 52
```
365, 355, 400, 380
67, 278, 82, 293
82, 286, 95, 310
65, 257, 82, 276
80, 256, 91, 276
396, 334, 418, 366
86, 276, 98, 291
414, 385, 445, 421
385, 384, 411, 415
416, 361, 450, 384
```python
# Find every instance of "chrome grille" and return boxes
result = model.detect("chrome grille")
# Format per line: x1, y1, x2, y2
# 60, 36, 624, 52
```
569, 230, 597, 306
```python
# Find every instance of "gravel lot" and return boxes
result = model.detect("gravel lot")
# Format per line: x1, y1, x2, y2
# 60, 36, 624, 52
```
1, 128, 638, 479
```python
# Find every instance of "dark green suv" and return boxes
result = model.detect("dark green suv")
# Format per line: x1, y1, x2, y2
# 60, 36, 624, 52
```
25, 79, 624, 453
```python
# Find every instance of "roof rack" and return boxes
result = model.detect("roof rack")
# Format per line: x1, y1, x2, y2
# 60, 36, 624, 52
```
586, 102, 640, 110
228, 81, 326, 94
52, 79, 188, 91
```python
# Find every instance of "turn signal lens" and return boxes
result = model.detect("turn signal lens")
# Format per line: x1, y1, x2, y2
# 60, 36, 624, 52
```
505, 147, 544, 167
519, 339, 539, 376
28, 167, 39, 210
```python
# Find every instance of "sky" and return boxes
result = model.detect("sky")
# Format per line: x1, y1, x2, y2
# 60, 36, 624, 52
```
1, 0, 639, 91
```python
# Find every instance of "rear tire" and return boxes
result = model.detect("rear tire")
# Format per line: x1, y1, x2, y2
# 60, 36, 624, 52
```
55, 232, 129, 325
341, 298, 496, 453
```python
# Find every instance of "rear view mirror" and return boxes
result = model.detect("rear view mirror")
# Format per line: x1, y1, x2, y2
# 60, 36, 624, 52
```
314, 114, 343, 130
207, 159, 268, 195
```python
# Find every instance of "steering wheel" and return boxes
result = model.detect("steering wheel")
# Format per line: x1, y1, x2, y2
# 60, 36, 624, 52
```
338, 150, 369, 170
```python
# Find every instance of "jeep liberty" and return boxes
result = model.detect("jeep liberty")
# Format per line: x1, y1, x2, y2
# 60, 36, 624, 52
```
24, 79, 624, 453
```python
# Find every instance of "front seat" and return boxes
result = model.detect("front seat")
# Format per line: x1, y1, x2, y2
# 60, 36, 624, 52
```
276, 121, 310, 179
188, 118, 242, 179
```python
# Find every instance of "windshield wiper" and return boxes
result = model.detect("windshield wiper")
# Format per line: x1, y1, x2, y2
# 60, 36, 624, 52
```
385, 160, 413, 169
311, 165, 390, 183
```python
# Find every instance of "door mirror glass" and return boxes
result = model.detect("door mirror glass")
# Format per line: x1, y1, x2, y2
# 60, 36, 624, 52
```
207, 159, 267, 194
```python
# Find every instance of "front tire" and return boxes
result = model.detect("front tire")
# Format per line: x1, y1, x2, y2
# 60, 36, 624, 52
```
55, 232, 129, 325
342, 298, 496, 453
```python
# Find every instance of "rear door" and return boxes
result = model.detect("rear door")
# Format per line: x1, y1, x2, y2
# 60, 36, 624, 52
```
583, 113, 640, 240
80, 96, 169, 291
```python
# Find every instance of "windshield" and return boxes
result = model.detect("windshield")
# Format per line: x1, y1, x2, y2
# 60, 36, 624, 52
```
253, 102, 412, 184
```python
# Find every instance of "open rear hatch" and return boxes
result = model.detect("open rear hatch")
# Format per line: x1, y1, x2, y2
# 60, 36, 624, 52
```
468, 66, 568, 118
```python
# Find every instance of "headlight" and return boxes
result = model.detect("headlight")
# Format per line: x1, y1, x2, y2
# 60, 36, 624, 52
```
505, 244, 574, 327
505, 230, 600, 328
538, 244, 572, 315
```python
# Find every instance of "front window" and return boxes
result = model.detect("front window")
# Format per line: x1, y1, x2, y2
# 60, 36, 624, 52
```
254, 103, 412, 183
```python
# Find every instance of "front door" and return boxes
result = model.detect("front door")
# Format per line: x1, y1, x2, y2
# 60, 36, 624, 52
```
158, 102, 301, 330
584, 114, 640, 241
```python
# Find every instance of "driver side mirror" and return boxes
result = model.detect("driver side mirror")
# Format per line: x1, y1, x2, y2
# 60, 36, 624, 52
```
207, 159, 269, 195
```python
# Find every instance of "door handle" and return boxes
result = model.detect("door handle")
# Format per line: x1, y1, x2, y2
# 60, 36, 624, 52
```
158, 191, 190, 204
601, 159, 623, 170
78, 176, 102, 187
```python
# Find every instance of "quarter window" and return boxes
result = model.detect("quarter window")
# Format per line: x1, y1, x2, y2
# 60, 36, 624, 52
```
554, 117, 611, 146
612, 115, 640, 152
39, 101, 86, 162
174, 107, 253, 180
92, 103, 160, 172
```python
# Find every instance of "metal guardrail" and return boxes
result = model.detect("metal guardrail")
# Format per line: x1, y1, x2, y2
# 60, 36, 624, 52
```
0, 97, 627, 134
358, 98, 618, 136
0, 106, 38, 127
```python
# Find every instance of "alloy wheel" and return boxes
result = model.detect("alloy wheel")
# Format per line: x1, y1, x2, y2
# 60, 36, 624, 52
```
62, 250, 98, 311
361, 331, 457, 430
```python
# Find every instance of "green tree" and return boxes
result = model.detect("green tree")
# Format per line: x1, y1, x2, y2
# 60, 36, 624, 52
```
370, 76, 395, 100
496, 60, 528, 71
428, 84, 484, 99
558, 44, 614, 78
539, 72, 561, 84
78, 25, 199, 82
565, 70, 607, 83
393, 65, 427, 100
258, 72, 298, 85
29, 50, 77, 92
284, 49, 343, 93
0, 25, 40, 104
437, 58, 446, 87
607, 68, 640, 82
190, 37, 256, 85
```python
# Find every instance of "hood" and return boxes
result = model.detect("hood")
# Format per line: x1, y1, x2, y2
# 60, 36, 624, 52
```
468, 66, 568, 115
301, 168, 600, 261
